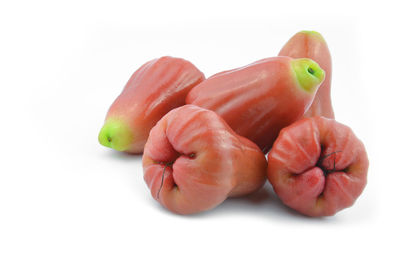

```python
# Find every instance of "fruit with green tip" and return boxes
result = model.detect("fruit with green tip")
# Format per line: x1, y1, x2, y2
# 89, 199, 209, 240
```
186, 56, 325, 153
279, 30, 334, 118
98, 56, 205, 153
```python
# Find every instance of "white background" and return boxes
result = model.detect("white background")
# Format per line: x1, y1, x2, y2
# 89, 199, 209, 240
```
0, 0, 398, 264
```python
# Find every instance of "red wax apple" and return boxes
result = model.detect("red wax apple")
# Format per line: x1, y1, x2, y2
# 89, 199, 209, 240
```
186, 56, 325, 153
142, 105, 267, 214
279, 31, 334, 118
98, 56, 205, 153
267, 117, 368, 217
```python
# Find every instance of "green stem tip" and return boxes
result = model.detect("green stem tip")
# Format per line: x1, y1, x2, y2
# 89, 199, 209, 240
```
299, 30, 325, 42
291, 58, 325, 93
98, 119, 133, 151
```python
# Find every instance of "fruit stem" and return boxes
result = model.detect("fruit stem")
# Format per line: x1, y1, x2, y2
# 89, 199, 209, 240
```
291, 58, 325, 93
98, 119, 133, 151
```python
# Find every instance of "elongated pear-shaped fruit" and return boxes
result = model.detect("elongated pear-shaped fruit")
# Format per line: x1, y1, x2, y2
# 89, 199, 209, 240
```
186, 56, 325, 153
99, 56, 205, 153
279, 30, 334, 118
143, 105, 267, 214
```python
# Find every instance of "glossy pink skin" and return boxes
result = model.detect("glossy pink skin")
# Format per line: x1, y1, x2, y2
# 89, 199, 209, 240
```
186, 56, 318, 153
279, 32, 334, 119
106, 56, 205, 153
267, 117, 368, 217
142, 105, 267, 215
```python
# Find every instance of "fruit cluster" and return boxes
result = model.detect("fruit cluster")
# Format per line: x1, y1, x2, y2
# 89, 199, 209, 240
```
98, 31, 369, 217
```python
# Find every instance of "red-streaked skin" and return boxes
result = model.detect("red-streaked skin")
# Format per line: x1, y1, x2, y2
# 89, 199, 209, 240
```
267, 117, 368, 217
105, 56, 205, 153
142, 105, 267, 215
279, 31, 334, 118
186, 56, 320, 153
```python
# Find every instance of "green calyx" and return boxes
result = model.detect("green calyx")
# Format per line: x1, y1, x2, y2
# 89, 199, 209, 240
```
98, 118, 133, 151
300, 30, 325, 42
291, 58, 325, 93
